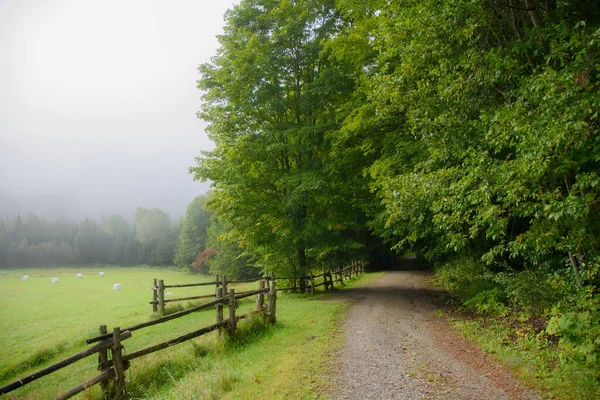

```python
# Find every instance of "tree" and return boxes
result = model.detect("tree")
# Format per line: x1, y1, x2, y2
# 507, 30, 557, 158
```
174, 195, 213, 270
193, 0, 374, 276
103, 214, 131, 264
0, 220, 8, 267
134, 207, 178, 265
205, 213, 257, 279
75, 218, 111, 264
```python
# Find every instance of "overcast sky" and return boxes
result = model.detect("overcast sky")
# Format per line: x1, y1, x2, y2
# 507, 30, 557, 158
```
0, 0, 238, 221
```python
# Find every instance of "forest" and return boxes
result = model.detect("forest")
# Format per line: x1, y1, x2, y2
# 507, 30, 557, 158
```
0, 208, 182, 267
193, 0, 600, 378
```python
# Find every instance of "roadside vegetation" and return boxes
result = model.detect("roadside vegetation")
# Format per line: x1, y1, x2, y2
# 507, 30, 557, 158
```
434, 260, 600, 398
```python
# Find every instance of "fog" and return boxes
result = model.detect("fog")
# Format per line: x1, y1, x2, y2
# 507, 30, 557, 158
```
0, 0, 238, 221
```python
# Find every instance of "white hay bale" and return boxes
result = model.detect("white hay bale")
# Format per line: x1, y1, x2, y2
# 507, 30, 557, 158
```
51, 277, 59, 283
23, 275, 30, 281
76, 273, 83, 279
99, 271, 105, 276
113, 283, 122, 290
166, 292, 173, 295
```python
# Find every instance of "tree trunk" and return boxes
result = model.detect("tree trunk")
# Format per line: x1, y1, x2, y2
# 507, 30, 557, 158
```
568, 252, 583, 288
297, 245, 307, 276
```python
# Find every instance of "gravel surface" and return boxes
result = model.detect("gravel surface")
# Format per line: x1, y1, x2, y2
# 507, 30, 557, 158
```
330, 257, 542, 400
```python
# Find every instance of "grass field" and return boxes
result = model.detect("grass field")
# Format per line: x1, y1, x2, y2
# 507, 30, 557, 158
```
0, 266, 383, 399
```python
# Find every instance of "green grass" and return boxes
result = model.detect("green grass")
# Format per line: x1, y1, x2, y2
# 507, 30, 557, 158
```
0, 266, 249, 398
445, 315, 600, 400
0, 267, 381, 399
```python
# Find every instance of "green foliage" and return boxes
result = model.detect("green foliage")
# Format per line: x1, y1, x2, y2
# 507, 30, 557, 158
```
193, 0, 375, 277
463, 288, 508, 316
548, 290, 600, 367
135, 207, 181, 266
205, 214, 258, 279
174, 195, 213, 270
192, 0, 600, 390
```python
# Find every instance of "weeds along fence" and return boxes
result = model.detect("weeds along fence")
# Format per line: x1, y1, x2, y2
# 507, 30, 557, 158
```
0, 279, 275, 400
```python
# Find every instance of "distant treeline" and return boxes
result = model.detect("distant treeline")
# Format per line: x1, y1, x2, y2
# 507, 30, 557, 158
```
0, 208, 181, 268
0, 194, 255, 280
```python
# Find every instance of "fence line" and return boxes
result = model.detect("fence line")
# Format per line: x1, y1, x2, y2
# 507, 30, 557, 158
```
150, 260, 365, 313
0, 330, 132, 397
2, 260, 365, 399
1, 279, 274, 399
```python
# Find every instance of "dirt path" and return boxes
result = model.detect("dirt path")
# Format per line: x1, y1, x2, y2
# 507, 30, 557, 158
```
329, 257, 541, 400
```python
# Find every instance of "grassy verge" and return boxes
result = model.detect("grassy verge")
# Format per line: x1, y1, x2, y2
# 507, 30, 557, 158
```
433, 296, 600, 399
126, 272, 385, 400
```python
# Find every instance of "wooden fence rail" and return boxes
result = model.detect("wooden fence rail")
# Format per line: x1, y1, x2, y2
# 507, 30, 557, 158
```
3, 261, 364, 399
0, 330, 132, 397
270, 261, 365, 294
149, 262, 365, 312
2, 279, 274, 399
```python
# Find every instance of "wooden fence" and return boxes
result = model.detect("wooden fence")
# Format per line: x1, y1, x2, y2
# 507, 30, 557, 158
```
1, 260, 365, 399
275, 260, 366, 294
151, 261, 366, 313
0, 279, 275, 399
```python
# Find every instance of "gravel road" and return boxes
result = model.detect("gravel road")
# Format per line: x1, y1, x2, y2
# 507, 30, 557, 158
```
330, 257, 541, 400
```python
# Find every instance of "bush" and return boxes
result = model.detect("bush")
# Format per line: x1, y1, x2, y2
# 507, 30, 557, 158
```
463, 287, 508, 316
547, 289, 600, 367
434, 256, 507, 312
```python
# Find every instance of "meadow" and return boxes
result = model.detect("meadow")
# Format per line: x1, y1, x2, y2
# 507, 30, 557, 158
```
0, 267, 381, 399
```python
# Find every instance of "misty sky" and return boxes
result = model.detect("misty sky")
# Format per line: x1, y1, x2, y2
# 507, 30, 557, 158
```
0, 0, 239, 221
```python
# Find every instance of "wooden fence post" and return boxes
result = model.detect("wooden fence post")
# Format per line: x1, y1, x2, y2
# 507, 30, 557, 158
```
267, 280, 277, 324
158, 279, 165, 314
216, 287, 224, 338
111, 328, 126, 399
222, 275, 228, 294
256, 280, 265, 310
331, 271, 335, 289
97, 325, 109, 397
152, 279, 158, 313
228, 289, 236, 336
310, 273, 315, 294
215, 275, 220, 297
300, 274, 306, 292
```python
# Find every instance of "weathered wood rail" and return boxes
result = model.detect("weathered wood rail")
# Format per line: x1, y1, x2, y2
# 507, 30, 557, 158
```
0, 278, 275, 399
149, 274, 267, 313
151, 261, 365, 313
273, 260, 366, 294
